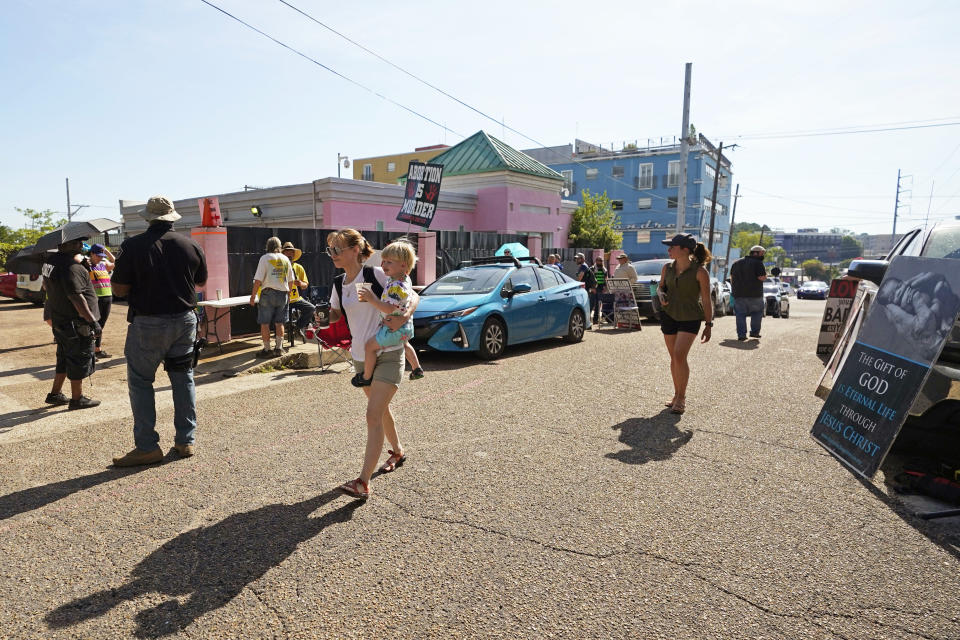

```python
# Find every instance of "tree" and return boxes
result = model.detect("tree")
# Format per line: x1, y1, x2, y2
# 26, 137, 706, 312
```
14, 208, 67, 245
765, 246, 786, 267
840, 235, 863, 260
568, 189, 622, 251
732, 222, 762, 234
731, 230, 761, 255
802, 259, 829, 281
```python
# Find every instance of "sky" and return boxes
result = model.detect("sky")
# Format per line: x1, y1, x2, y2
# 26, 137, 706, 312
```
2, 0, 959, 237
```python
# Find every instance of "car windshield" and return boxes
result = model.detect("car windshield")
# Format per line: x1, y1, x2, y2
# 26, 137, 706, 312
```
420, 267, 507, 295
803, 281, 827, 288
634, 261, 668, 275
922, 224, 960, 260
763, 283, 780, 293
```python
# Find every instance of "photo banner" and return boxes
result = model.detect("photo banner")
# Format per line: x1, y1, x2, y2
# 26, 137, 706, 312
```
606, 278, 642, 330
810, 256, 960, 477
397, 161, 444, 228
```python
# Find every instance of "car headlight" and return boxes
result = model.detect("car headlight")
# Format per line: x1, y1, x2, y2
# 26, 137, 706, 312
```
432, 306, 479, 321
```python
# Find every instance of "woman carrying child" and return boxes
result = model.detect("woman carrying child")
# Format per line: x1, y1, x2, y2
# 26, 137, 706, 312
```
326, 230, 419, 499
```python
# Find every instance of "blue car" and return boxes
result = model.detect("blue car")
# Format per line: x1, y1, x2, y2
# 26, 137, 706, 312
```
412, 257, 591, 359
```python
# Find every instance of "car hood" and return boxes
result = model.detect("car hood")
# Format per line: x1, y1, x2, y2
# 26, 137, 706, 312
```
415, 293, 490, 315
636, 275, 661, 284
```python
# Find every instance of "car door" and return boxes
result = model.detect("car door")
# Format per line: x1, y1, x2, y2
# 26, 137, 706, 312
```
536, 266, 570, 335
500, 267, 545, 343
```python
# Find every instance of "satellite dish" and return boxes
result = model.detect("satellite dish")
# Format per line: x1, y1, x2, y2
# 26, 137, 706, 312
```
342, 159, 351, 168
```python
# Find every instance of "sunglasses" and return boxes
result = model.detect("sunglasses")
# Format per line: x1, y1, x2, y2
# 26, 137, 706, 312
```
325, 246, 346, 257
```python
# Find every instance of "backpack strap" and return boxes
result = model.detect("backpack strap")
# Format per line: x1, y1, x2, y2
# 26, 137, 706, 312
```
333, 273, 348, 332
363, 265, 384, 299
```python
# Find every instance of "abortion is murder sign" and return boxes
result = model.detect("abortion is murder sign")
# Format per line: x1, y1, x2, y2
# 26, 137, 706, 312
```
397, 161, 444, 228
810, 256, 960, 477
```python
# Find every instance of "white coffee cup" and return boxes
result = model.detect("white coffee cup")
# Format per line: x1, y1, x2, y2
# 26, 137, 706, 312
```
355, 282, 372, 297
216, 289, 223, 300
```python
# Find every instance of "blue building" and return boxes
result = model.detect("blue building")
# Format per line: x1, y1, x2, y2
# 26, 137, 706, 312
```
524, 135, 733, 268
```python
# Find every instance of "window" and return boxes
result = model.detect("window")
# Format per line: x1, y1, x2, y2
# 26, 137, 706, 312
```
387, 162, 396, 172
705, 163, 716, 182
611, 200, 624, 211
586, 168, 598, 180
638, 163, 653, 189
612, 165, 624, 178
667, 196, 678, 209
667, 160, 680, 187
509, 267, 540, 293
362, 164, 373, 181
638, 197, 652, 210
538, 267, 563, 288
561, 170, 573, 194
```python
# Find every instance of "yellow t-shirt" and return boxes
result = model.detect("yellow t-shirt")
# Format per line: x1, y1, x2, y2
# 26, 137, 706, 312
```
289, 262, 308, 302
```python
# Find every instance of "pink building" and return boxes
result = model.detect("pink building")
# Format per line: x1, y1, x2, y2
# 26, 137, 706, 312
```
120, 131, 577, 248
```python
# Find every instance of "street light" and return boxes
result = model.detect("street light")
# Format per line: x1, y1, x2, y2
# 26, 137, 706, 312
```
337, 154, 350, 178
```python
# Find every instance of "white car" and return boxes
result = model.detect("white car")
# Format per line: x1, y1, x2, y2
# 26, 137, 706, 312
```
15, 273, 44, 305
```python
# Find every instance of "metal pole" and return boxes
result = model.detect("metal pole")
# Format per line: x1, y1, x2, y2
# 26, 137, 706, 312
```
676, 63, 692, 234
924, 179, 935, 231
724, 183, 740, 280
892, 168, 900, 237
66, 177, 72, 222
337, 153, 341, 179
707, 142, 723, 254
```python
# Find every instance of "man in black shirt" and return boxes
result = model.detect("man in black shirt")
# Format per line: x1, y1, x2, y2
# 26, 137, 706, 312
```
111, 196, 208, 467
42, 238, 101, 410
730, 244, 768, 341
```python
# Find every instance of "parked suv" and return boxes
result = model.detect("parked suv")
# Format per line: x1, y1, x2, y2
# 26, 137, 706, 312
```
15, 272, 44, 305
847, 219, 960, 419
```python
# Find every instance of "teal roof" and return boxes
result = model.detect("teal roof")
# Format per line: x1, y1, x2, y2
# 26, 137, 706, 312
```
423, 131, 563, 181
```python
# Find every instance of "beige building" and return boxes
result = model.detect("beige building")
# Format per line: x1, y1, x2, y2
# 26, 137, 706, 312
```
352, 144, 449, 184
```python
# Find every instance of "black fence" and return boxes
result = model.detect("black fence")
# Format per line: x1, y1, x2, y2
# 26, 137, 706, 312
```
226, 227, 416, 335
434, 231, 527, 275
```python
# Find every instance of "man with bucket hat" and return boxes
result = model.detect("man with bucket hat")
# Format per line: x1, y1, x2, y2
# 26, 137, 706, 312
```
730, 244, 768, 341
282, 241, 315, 342
110, 196, 208, 466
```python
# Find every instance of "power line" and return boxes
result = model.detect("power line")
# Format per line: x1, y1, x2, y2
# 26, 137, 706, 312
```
721, 120, 960, 141
198, 0, 464, 138
740, 186, 893, 215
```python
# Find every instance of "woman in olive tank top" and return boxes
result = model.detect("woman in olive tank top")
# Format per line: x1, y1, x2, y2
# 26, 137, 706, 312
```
658, 234, 714, 414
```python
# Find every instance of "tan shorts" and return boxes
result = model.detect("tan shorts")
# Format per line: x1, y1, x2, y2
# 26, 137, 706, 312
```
353, 347, 404, 387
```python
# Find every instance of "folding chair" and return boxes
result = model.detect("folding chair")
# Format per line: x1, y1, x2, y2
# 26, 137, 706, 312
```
314, 318, 353, 372
599, 292, 616, 325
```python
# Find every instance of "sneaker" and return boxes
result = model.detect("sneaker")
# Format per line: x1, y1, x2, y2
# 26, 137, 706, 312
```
45, 392, 69, 405
409, 367, 425, 381
272, 346, 286, 357
737, 336, 747, 342
68, 396, 100, 410
255, 348, 273, 358
113, 447, 163, 467
94, 350, 111, 359
169, 443, 194, 458
749, 333, 761, 339
350, 372, 372, 388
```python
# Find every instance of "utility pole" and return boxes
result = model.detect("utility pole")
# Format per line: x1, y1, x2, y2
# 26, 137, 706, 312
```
723, 183, 740, 280
66, 178, 72, 222
706, 141, 723, 254
676, 63, 692, 234
892, 169, 912, 239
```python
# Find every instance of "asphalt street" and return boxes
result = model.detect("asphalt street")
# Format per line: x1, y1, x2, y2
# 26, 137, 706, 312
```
1, 297, 958, 639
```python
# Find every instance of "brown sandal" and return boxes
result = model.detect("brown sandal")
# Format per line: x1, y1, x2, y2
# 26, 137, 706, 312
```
338, 477, 370, 499
379, 450, 406, 473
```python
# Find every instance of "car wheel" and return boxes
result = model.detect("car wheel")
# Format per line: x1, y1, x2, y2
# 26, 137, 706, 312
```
714, 296, 725, 317
782, 306, 789, 318
563, 308, 586, 343
477, 317, 506, 360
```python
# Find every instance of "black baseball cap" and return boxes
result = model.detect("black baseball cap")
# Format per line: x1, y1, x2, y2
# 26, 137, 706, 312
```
661, 233, 697, 250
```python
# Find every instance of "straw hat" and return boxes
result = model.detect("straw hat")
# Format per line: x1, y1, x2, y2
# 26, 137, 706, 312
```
281, 241, 303, 261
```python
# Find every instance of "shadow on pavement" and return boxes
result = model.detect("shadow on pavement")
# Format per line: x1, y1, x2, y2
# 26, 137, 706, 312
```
45, 490, 361, 638
0, 405, 63, 431
718, 338, 759, 350
1, 363, 56, 380
0, 342, 50, 355
0, 466, 153, 521
606, 410, 693, 465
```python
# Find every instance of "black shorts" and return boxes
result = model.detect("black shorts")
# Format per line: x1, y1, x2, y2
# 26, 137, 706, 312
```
660, 314, 702, 336
53, 323, 96, 380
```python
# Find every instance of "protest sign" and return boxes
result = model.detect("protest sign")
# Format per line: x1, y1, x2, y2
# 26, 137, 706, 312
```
817, 278, 858, 357
606, 278, 642, 330
397, 161, 443, 228
811, 257, 960, 477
